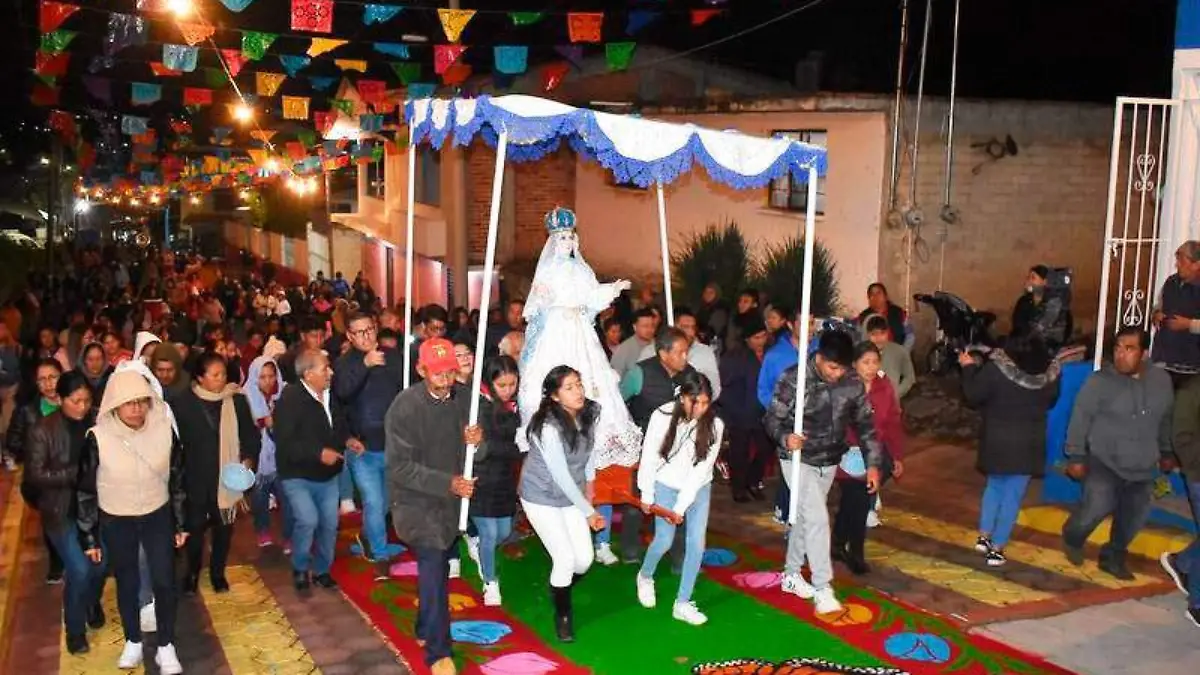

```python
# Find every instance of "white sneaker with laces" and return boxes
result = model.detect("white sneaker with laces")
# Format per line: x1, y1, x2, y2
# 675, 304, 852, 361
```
866, 511, 881, 528
780, 573, 815, 599
339, 499, 357, 515
448, 558, 461, 579
813, 587, 843, 614
117, 641, 143, 669
594, 543, 619, 566
672, 600, 708, 625
156, 643, 183, 675
636, 574, 656, 608
482, 580, 502, 606
139, 601, 157, 633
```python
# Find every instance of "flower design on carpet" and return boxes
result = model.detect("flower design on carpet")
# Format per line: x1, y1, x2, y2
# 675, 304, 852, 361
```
691, 657, 908, 674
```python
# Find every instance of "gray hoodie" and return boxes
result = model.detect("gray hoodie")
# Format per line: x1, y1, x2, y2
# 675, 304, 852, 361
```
1064, 363, 1174, 481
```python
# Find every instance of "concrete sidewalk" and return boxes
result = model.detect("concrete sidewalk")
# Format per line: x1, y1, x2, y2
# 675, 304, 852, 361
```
979, 593, 1199, 674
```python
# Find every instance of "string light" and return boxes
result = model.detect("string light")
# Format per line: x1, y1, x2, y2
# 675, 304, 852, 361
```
166, 0, 193, 18
232, 102, 254, 124
149, 194, 161, 205
189, 194, 201, 205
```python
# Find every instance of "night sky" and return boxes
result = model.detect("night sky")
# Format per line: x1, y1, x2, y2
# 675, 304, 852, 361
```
0, 0, 1180, 180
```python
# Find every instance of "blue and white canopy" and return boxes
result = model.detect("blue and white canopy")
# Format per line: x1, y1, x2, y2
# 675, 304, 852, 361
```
405, 94, 827, 189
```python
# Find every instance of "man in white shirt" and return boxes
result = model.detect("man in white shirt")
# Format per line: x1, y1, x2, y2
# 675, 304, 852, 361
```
610, 308, 658, 377
637, 308, 721, 400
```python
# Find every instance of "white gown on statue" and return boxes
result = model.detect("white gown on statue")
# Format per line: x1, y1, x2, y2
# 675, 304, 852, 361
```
516, 233, 642, 468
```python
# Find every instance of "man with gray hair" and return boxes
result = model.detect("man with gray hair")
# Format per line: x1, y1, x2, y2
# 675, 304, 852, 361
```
1152, 240, 1200, 388
275, 349, 362, 592
497, 331, 525, 361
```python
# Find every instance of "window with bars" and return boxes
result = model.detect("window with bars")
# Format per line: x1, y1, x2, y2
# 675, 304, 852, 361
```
768, 130, 827, 215
366, 157, 385, 200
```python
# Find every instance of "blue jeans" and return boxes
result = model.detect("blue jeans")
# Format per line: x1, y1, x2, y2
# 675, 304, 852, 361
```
1175, 479, 1200, 609
594, 505, 613, 545
1063, 459, 1154, 562
414, 544, 454, 664
338, 463, 353, 501
251, 473, 294, 540
639, 483, 711, 603
281, 477, 339, 575
979, 474, 1032, 548
45, 521, 107, 637
471, 517, 512, 583
347, 450, 390, 560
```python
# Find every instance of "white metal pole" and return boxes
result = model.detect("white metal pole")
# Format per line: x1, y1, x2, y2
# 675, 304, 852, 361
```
788, 166, 819, 526
656, 181, 674, 325
403, 127, 418, 388
459, 130, 509, 532
1093, 101, 1126, 370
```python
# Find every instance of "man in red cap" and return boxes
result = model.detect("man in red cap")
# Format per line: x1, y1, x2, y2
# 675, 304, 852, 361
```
385, 337, 482, 675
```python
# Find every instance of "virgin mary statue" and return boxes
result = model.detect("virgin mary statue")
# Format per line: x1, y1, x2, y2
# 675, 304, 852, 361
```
517, 207, 642, 468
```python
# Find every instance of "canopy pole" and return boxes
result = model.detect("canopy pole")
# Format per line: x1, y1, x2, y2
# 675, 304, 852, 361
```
787, 166, 819, 527
402, 127, 417, 389
459, 129, 509, 532
656, 181, 674, 325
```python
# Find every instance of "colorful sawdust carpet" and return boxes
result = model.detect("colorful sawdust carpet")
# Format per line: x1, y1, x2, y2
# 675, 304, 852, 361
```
332, 525, 1073, 675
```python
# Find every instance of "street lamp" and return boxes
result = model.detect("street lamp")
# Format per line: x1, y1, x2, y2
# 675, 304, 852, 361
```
233, 102, 254, 124
73, 200, 89, 214
166, 0, 193, 17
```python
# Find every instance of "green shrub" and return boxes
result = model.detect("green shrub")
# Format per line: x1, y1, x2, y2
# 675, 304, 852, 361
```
670, 221, 751, 307
751, 236, 839, 317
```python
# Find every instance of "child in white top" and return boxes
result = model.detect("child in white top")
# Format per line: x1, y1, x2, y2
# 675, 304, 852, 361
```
634, 371, 724, 625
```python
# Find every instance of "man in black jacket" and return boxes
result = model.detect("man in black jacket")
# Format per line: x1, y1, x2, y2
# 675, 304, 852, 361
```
334, 312, 404, 563
276, 349, 362, 591
764, 330, 881, 616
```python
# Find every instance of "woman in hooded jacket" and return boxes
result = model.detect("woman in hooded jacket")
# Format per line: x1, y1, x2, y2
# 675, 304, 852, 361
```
76, 342, 111, 406
76, 369, 188, 673
150, 342, 189, 401
961, 334, 1061, 567
245, 355, 292, 550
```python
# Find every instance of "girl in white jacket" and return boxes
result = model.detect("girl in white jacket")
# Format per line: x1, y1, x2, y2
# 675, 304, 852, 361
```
634, 371, 724, 625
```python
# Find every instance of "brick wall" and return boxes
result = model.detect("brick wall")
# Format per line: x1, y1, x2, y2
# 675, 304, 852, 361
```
876, 99, 1113, 359
465, 144, 576, 266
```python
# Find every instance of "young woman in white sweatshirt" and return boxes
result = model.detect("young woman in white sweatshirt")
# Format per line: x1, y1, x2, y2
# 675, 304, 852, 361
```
634, 370, 724, 625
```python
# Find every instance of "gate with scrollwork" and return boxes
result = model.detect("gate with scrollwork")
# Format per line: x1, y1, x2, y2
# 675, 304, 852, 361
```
1092, 97, 1178, 367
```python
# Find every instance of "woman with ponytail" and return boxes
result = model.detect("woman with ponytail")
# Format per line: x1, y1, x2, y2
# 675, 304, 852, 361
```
633, 371, 723, 625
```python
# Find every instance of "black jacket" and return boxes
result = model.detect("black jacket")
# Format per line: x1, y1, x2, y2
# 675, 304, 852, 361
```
25, 413, 90, 532
718, 348, 763, 430
76, 433, 187, 551
6, 400, 44, 464
962, 354, 1061, 476
334, 346, 404, 451
273, 382, 353, 482
469, 395, 522, 518
171, 388, 260, 525
763, 358, 882, 468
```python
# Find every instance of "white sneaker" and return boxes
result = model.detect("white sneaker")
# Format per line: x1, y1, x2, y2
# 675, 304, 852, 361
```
781, 573, 815, 599
466, 536, 481, 566
482, 580, 502, 606
156, 643, 183, 675
448, 558, 461, 579
866, 511, 881, 528
813, 587, 843, 614
672, 600, 708, 625
339, 499, 357, 515
595, 543, 619, 566
117, 641, 143, 669
635, 573, 656, 608
139, 601, 157, 633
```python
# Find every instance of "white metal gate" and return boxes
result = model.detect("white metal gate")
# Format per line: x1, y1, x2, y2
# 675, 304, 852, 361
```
1093, 97, 1178, 368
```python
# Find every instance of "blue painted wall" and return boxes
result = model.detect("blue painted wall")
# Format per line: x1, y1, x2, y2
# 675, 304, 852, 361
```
1179, 0, 1200, 48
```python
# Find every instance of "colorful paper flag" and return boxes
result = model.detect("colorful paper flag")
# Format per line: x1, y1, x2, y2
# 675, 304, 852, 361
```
555, 44, 585, 68
691, 9, 722, 26
359, 114, 383, 132
605, 42, 636, 72
442, 63, 471, 87
308, 38, 347, 57
389, 62, 420, 85
149, 62, 182, 76
203, 67, 227, 87
121, 115, 149, 135
363, 4, 402, 25
568, 13, 603, 43
178, 21, 215, 47
218, 49, 247, 77
334, 59, 367, 72
331, 98, 355, 116
278, 54, 311, 77
509, 12, 543, 26
356, 79, 386, 104
313, 111, 333, 133
542, 61, 569, 92
434, 45, 466, 74
39, 1, 79, 33
212, 127, 232, 144
286, 141, 306, 160
626, 11, 659, 35
163, 44, 198, 72
31, 84, 59, 107
218, 0, 254, 11
373, 42, 409, 59
242, 31, 277, 61
256, 72, 286, 96
291, 0, 334, 34
35, 51, 70, 77
39, 30, 76, 54
282, 96, 310, 120
183, 87, 213, 106
437, 8, 476, 42
493, 46, 528, 75
250, 130, 277, 144
105, 13, 146, 56
131, 82, 162, 105
297, 130, 316, 147
308, 75, 337, 91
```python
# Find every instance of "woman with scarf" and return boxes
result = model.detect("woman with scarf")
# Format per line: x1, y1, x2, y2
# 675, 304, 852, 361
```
27, 371, 105, 654
76, 342, 112, 405
173, 351, 260, 594
76, 369, 187, 673
245, 355, 291, 550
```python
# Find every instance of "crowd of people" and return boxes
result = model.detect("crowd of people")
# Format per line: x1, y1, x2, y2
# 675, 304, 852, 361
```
2, 227, 1199, 675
